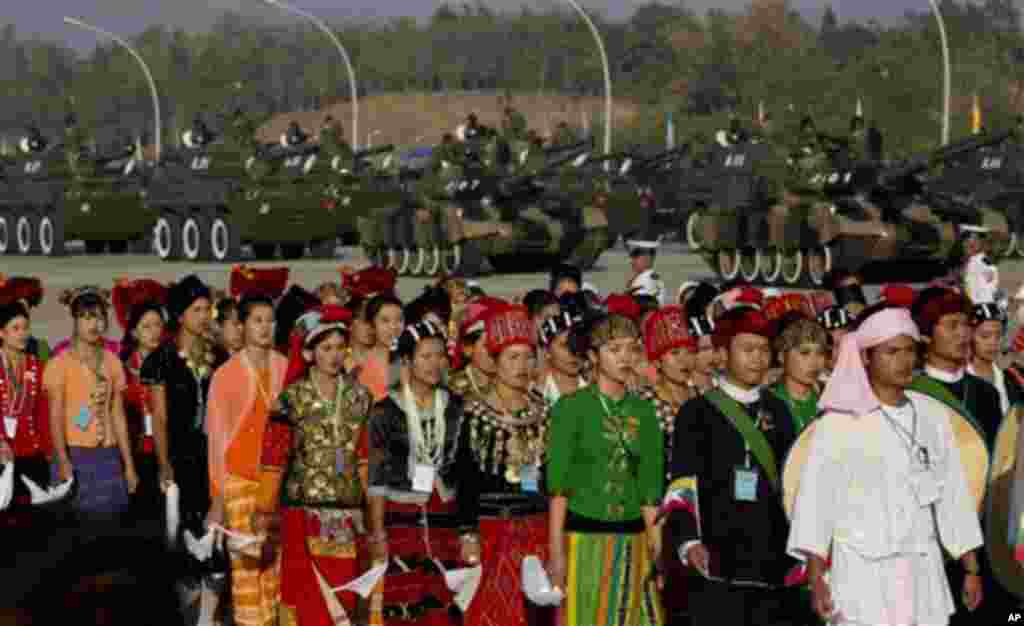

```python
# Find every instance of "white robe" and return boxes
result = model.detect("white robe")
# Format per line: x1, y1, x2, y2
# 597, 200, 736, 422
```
964, 253, 998, 305
786, 391, 982, 626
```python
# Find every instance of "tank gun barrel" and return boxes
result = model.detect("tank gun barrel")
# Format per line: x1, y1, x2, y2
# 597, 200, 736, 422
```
500, 146, 592, 193
354, 144, 394, 160
543, 139, 593, 155
880, 129, 1012, 186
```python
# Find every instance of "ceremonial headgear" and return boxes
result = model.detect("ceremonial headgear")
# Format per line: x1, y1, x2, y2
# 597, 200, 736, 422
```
460, 297, 506, 338
284, 304, 354, 387
819, 306, 920, 415
167, 275, 211, 321
643, 306, 696, 362
230, 265, 290, 301
485, 304, 535, 356
540, 309, 583, 347
342, 266, 398, 300
626, 238, 660, 257
394, 319, 447, 358
817, 305, 852, 331
879, 283, 917, 308
0, 275, 43, 309
112, 278, 168, 330
763, 293, 814, 322
712, 286, 763, 314
711, 306, 775, 350
273, 284, 321, 349
681, 282, 719, 319
604, 293, 642, 321
687, 314, 714, 338
832, 283, 867, 309
911, 287, 972, 337
60, 285, 111, 312
972, 303, 1006, 327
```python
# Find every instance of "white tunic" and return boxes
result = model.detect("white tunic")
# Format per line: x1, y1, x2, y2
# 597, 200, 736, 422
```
964, 253, 998, 305
786, 391, 982, 626
628, 269, 666, 305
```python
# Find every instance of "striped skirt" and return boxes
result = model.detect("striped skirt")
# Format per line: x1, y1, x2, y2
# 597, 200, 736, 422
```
224, 473, 283, 626
562, 531, 663, 626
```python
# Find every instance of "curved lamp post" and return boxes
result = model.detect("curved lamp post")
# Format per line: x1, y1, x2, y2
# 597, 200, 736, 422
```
262, 0, 360, 150
927, 0, 951, 145
562, 0, 612, 156
64, 16, 163, 161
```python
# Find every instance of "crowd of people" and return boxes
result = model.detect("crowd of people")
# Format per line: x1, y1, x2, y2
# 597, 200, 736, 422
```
1, 231, 1023, 626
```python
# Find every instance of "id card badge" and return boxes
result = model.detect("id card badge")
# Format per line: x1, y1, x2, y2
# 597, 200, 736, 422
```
3, 416, 16, 439
520, 464, 540, 493
734, 467, 759, 502
412, 463, 436, 493
335, 449, 347, 476
73, 406, 93, 431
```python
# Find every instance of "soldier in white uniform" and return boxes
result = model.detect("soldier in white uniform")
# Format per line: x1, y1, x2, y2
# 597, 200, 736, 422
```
960, 225, 999, 305
626, 238, 666, 305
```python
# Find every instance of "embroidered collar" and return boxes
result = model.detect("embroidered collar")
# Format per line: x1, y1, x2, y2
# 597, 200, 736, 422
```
718, 377, 760, 405
924, 365, 965, 384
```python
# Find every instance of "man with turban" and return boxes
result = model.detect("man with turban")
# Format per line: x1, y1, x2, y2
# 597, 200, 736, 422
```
665, 306, 808, 625
787, 303, 984, 626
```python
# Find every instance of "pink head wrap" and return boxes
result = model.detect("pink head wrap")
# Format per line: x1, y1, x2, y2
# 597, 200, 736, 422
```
818, 307, 920, 415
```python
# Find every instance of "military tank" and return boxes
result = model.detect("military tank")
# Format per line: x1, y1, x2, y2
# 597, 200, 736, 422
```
924, 132, 1024, 257
147, 119, 399, 262
0, 124, 154, 257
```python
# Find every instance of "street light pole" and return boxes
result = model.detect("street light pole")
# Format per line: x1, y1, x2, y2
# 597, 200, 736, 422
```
262, 0, 360, 150
927, 0, 951, 145
64, 17, 163, 161
562, 0, 612, 156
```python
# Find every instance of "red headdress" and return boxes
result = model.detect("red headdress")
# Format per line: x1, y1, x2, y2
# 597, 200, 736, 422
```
880, 284, 917, 309
0, 275, 44, 309
911, 287, 972, 337
712, 306, 776, 350
643, 305, 696, 362
341, 266, 398, 300
484, 304, 534, 356
452, 296, 506, 369
604, 293, 643, 321
284, 304, 355, 387
230, 264, 290, 300
763, 292, 814, 323
112, 278, 169, 330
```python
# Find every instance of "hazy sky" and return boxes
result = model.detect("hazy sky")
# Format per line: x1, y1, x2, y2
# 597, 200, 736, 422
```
8, 0, 942, 50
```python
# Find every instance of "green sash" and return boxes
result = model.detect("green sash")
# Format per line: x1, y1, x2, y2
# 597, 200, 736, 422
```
908, 375, 988, 447
704, 389, 779, 490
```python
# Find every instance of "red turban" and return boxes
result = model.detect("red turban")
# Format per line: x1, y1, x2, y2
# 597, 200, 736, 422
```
230, 265, 290, 300
880, 284, 916, 309
605, 293, 643, 321
112, 278, 169, 330
643, 305, 696, 362
485, 304, 535, 356
341, 266, 397, 299
911, 287, 971, 337
712, 306, 776, 350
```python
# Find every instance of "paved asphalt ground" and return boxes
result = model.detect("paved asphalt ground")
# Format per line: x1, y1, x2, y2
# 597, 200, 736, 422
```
6, 242, 1024, 344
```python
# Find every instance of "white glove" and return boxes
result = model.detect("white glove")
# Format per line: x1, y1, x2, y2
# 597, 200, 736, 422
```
165, 482, 180, 547
522, 555, 564, 607
0, 463, 13, 510
21, 475, 74, 505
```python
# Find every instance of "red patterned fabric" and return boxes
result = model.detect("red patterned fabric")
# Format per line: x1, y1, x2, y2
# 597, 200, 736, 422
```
605, 294, 642, 321
342, 267, 398, 299
0, 354, 49, 458
485, 305, 535, 356
122, 356, 155, 456
260, 422, 293, 469
464, 513, 555, 626
111, 278, 168, 330
230, 265, 291, 300
642, 306, 695, 362
280, 507, 366, 626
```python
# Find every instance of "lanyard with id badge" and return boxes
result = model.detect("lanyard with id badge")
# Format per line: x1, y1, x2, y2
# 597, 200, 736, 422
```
402, 385, 447, 494
882, 402, 940, 507
735, 448, 759, 503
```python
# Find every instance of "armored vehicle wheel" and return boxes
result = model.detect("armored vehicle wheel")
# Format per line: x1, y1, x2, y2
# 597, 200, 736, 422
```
364, 246, 386, 266
806, 245, 832, 287
253, 244, 276, 260
717, 249, 741, 281
779, 250, 803, 285
310, 239, 336, 260
281, 244, 305, 260
389, 248, 411, 275
0, 215, 10, 255
181, 216, 207, 262
209, 216, 241, 262
154, 215, 183, 261
739, 248, 760, 282
85, 241, 107, 255
759, 248, 781, 284
15, 213, 34, 256
442, 245, 462, 274
408, 247, 427, 276
108, 241, 128, 255
1005, 233, 1019, 259
686, 212, 703, 251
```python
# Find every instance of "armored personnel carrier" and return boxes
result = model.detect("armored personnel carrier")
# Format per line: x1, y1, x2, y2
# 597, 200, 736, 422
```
0, 125, 154, 257
148, 119, 399, 262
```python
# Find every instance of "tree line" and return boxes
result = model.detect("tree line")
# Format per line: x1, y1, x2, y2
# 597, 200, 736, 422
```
0, 0, 1022, 157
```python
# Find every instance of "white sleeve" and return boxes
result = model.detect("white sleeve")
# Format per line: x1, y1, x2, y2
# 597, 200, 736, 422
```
786, 420, 838, 562
934, 408, 984, 558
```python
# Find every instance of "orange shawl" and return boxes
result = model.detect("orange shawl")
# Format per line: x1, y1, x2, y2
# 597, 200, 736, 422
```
206, 350, 288, 498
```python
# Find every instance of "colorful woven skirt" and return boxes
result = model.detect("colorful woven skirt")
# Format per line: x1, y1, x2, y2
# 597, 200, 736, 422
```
56, 446, 129, 516
280, 506, 368, 626
224, 472, 283, 626
464, 513, 555, 626
562, 531, 663, 626
372, 499, 462, 626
